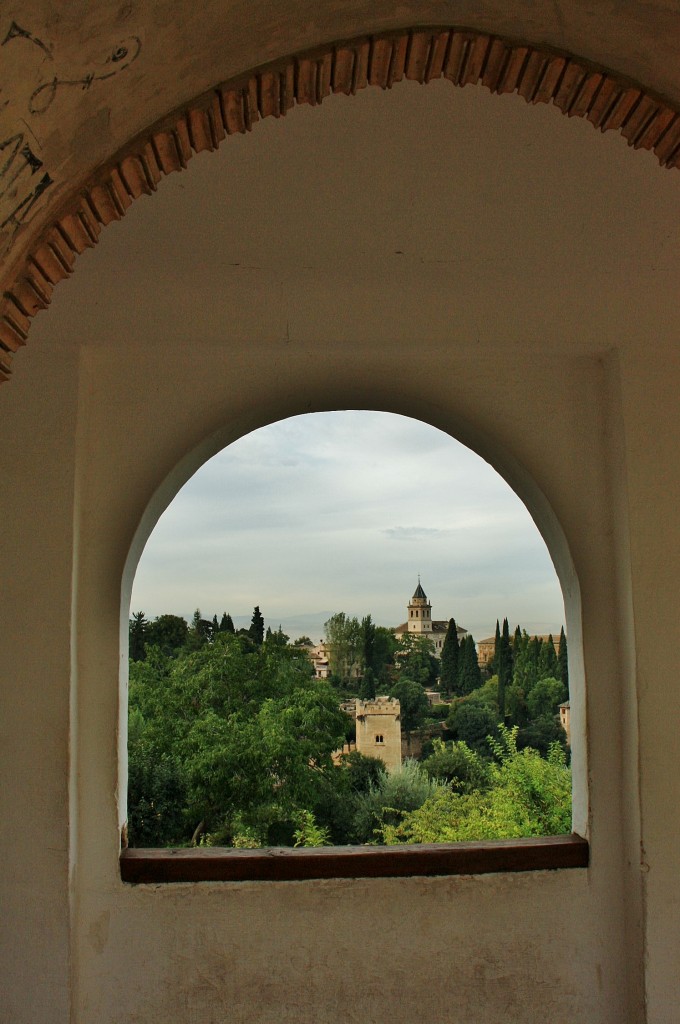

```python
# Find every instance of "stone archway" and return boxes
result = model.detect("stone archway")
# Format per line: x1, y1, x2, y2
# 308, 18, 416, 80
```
2, 24, 680, 382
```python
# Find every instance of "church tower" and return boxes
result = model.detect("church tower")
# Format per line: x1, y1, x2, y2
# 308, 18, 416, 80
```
407, 578, 432, 635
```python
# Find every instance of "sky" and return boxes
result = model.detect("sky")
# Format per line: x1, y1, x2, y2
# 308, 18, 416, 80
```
130, 411, 565, 642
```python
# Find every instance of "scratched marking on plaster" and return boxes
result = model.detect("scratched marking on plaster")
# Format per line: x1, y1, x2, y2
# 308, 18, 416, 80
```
0, 22, 142, 243
0, 131, 52, 230
1, 21, 53, 60
29, 36, 141, 114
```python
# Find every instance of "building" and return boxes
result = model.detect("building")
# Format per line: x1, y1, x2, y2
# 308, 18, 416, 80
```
1, 5, 679, 1022
476, 632, 562, 669
309, 641, 331, 679
355, 696, 402, 771
393, 580, 468, 655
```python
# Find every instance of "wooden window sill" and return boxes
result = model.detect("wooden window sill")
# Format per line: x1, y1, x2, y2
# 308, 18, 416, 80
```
120, 833, 588, 884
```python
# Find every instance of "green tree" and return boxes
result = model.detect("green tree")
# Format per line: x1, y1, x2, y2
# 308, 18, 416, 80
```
129, 611, 148, 662
390, 678, 430, 735
351, 760, 443, 844
396, 634, 438, 688
492, 619, 501, 675
146, 613, 189, 656
186, 608, 214, 650
421, 738, 491, 792
537, 635, 558, 679
558, 626, 569, 690
219, 612, 235, 634
324, 612, 363, 687
439, 618, 460, 696
127, 633, 347, 845
249, 605, 265, 646
358, 666, 377, 701
517, 715, 567, 757
372, 626, 397, 682
361, 614, 376, 672
497, 618, 513, 721
383, 728, 572, 844
526, 676, 566, 720
457, 634, 483, 695
446, 699, 500, 756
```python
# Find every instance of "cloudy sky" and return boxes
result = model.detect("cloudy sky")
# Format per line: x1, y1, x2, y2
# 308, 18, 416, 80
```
131, 411, 565, 642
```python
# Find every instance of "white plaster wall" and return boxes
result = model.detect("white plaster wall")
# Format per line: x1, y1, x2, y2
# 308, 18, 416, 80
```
2, 70, 680, 1024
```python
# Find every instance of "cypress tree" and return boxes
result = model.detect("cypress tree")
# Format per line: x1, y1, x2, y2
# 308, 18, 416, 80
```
497, 618, 513, 720
458, 634, 483, 695
538, 634, 558, 679
129, 611, 148, 662
492, 619, 501, 676
359, 667, 377, 701
440, 618, 460, 696
220, 612, 235, 634
558, 627, 569, 690
249, 605, 265, 646
527, 634, 541, 689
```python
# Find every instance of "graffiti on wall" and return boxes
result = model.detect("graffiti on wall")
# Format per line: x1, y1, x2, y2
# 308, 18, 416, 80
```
0, 20, 141, 242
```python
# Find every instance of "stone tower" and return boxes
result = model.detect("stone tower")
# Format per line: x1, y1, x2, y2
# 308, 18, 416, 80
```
407, 578, 432, 635
355, 696, 402, 772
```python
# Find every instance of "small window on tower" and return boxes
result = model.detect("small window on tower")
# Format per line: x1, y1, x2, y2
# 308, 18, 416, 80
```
375, 734, 384, 744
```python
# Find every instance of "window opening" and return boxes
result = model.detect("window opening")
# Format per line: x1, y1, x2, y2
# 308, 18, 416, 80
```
125, 410, 579, 876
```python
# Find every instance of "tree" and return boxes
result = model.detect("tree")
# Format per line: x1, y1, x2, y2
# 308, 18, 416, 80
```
129, 611, 148, 662
324, 612, 363, 687
457, 634, 483, 695
558, 626, 569, 690
396, 634, 438, 688
128, 633, 347, 845
446, 700, 500, 756
382, 729, 572, 844
361, 614, 376, 672
219, 612, 235, 634
358, 666, 376, 701
249, 605, 265, 646
421, 738, 491, 792
390, 678, 430, 735
492, 619, 501, 675
351, 760, 443, 844
526, 676, 566, 720
186, 608, 214, 650
371, 626, 397, 683
497, 618, 513, 721
537, 635, 558, 679
439, 618, 460, 696
146, 614, 189, 656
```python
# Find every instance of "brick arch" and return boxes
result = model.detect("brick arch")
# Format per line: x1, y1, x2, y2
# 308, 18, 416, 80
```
2, 24, 680, 383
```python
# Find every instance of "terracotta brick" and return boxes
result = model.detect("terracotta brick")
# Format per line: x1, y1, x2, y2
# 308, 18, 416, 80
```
586, 77, 620, 128
405, 31, 431, 83
653, 114, 680, 164
498, 46, 530, 94
332, 46, 354, 95
187, 107, 214, 151
462, 34, 491, 87
369, 37, 392, 88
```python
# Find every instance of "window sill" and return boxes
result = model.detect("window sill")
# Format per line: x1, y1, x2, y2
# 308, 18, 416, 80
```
120, 833, 588, 884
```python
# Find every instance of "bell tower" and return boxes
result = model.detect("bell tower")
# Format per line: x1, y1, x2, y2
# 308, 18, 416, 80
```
407, 577, 432, 634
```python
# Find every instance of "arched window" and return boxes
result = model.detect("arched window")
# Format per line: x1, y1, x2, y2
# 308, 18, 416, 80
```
122, 410, 586, 881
